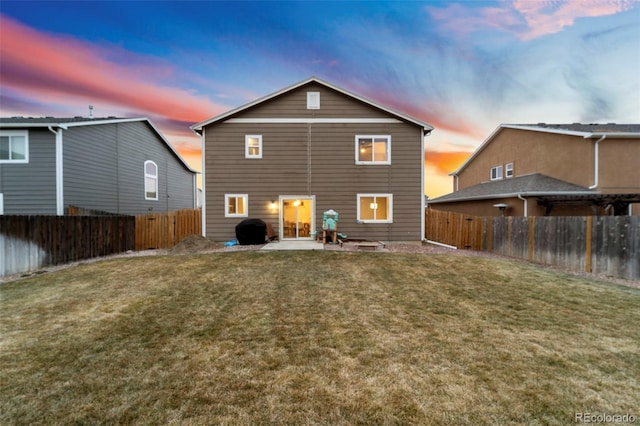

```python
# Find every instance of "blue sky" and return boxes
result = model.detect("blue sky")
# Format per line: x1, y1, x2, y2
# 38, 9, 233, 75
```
1, 0, 639, 197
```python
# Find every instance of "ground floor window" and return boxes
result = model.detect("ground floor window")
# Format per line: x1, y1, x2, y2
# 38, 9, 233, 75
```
357, 194, 393, 223
225, 194, 248, 217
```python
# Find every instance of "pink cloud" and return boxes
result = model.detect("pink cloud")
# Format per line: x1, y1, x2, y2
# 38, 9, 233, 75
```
0, 14, 227, 123
427, 0, 637, 40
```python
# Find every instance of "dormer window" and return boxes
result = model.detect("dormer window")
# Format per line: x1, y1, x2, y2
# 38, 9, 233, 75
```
307, 92, 320, 109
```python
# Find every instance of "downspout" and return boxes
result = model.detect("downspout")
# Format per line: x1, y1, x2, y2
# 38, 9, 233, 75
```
517, 193, 527, 217
421, 130, 430, 241
48, 126, 64, 215
200, 128, 206, 237
589, 135, 606, 189
454, 174, 459, 191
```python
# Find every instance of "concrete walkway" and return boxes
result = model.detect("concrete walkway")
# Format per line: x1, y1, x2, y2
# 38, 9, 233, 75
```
261, 240, 325, 251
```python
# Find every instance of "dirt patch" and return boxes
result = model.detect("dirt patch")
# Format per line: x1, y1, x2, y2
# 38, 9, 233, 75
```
168, 235, 221, 255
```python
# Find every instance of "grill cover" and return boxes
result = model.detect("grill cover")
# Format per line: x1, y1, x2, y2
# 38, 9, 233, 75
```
235, 219, 267, 245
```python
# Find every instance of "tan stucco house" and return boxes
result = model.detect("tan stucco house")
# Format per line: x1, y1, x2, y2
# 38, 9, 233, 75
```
428, 123, 640, 216
191, 77, 434, 242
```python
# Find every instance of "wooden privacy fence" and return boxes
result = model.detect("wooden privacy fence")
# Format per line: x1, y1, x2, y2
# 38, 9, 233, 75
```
1, 209, 200, 276
424, 209, 484, 250
425, 209, 640, 281
0, 215, 134, 276
135, 209, 201, 250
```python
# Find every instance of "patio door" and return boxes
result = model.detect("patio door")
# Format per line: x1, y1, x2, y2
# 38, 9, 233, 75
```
280, 196, 314, 240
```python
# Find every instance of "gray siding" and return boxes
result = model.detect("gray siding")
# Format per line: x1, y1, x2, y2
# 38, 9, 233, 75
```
244, 83, 391, 119
0, 128, 57, 214
63, 125, 119, 212
204, 83, 424, 241
64, 121, 196, 215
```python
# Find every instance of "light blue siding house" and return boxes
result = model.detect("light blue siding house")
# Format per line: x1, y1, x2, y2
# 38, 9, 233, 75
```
0, 117, 198, 215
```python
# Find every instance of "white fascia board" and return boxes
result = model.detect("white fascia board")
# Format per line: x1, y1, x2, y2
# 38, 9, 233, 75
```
0, 123, 65, 128
224, 118, 402, 124
428, 191, 599, 204
449, 125, 505, 176
501, 125, 591, 137
61, 117, 147, 127
140, 118, 199, 174
74, 117, 198, 174
509, 125, 640, 139
191, 76, 435, 133
3, 118, 198, 174
585, 132, 640, 139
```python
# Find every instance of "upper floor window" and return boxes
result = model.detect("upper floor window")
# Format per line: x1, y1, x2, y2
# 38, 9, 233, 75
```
0, 130, 28, 163
356, 135, 391, 165
491, 165, 503, 181
307, 92, 320, 109
245, 135, 262, 159
505, 162, 514, 178
357, 194, 393, 223
144, 160, 158, 200
225, 194, 248, 217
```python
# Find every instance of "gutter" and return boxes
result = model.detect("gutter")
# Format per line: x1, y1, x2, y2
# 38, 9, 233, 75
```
428, 190, 598, 204
588, 135, 606, 189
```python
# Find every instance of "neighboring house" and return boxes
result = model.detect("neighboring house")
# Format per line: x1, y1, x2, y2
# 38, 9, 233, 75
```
428, 123, 640, 216
0, 117, 198, 215
191, 77, 434, 242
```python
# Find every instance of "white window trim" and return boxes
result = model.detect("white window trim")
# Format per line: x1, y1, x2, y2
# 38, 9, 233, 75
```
0, 130, 29, 164
245, 135, 262, 159
357, 194, 393, 223
307, 92, 320, 109
0, 193, 4, 215
225, 194, 248, 218
505, 162, 514, 178
355, 135, 391, 165
144, 160, 158, 200
491, 165, 503, 181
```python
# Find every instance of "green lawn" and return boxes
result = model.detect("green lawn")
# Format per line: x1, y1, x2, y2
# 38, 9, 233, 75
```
1, 251, 638, 425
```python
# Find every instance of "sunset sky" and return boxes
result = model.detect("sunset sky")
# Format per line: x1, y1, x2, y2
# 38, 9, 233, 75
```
1, 1, 639, 198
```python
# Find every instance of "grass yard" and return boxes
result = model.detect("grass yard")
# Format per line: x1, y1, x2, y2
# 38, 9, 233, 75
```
1, 251, 638, 425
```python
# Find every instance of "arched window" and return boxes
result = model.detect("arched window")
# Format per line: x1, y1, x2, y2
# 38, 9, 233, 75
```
144, 160, 158, 200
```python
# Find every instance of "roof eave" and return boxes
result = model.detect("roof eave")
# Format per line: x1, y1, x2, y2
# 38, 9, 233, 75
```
191, 76, 435, 132
428, 190, 598, 204
585, 132, 640, 138
2, 117, 198, 174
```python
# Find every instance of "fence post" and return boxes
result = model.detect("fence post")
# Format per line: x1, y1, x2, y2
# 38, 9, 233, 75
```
528, 216, 536, 261
585, 215, 592, 273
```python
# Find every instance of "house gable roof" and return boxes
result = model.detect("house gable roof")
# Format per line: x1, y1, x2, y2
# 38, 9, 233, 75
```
428, 173, 597, 204
191, 76, 434, 134
451, 123, 640, 176
0, 116, 197, 174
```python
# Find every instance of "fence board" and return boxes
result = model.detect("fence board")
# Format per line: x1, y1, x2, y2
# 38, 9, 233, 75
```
1, 215, 135, 276
135, 209, 201, 250
425, 209, 483, 250
426, 209, 639, 281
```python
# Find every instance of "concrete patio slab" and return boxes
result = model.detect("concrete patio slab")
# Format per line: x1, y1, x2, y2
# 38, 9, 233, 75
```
261, 240, 325, 251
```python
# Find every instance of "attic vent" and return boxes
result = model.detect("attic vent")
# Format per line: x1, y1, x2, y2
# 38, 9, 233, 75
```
307, 92, 320, 109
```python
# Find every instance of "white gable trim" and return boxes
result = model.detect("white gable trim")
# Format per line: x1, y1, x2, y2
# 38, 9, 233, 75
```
191, 77, 434, 133
225, 118, 402, 124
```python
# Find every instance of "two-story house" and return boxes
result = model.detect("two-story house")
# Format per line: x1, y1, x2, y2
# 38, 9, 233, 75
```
191, 77, 434, 242
0, 117, 198, 215
428, 123, 640, 216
